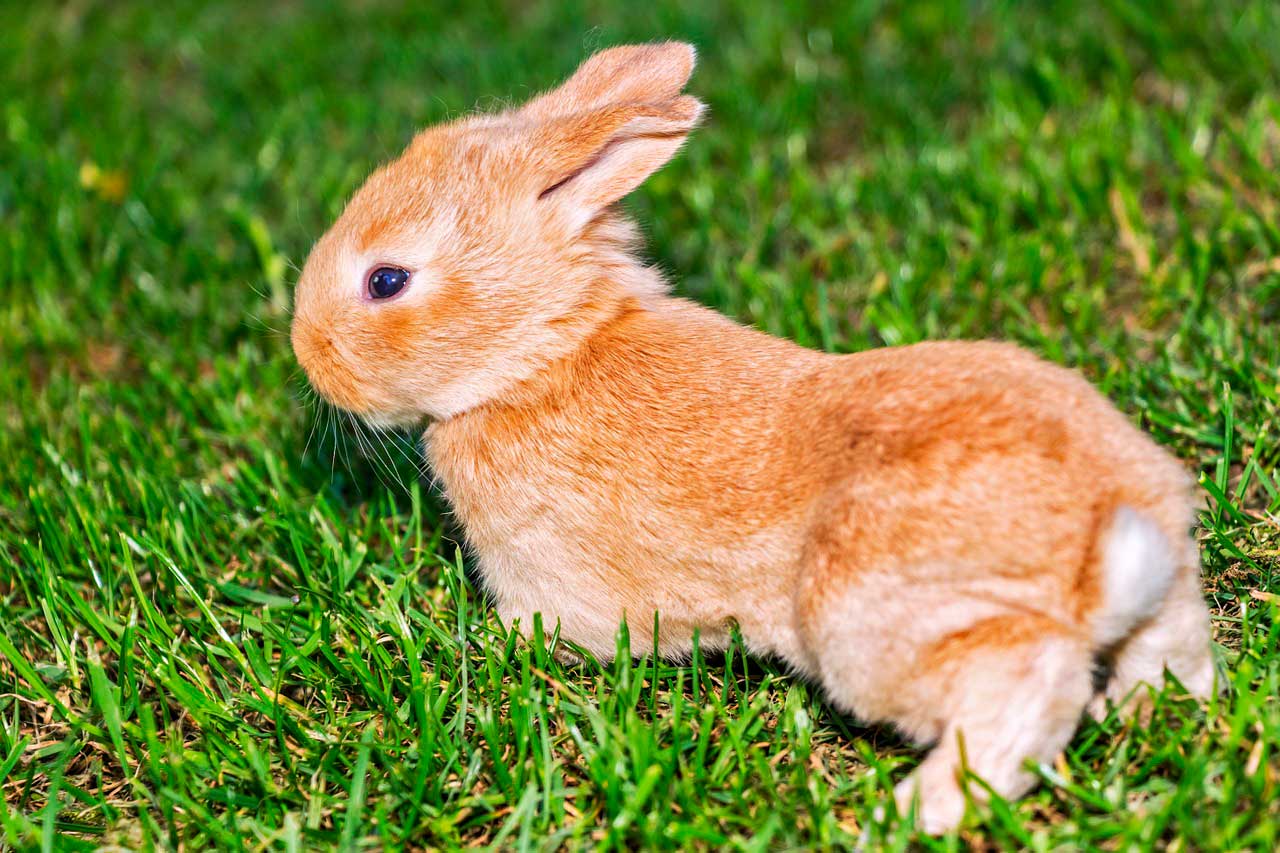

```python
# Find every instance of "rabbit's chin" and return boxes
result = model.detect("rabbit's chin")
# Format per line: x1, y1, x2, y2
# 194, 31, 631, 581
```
356, 407, 429, 432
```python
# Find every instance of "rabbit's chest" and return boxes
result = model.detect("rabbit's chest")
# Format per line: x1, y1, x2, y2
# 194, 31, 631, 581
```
424, 417, 800, 659
435, 465, 719, 655
465, 510, 679, 658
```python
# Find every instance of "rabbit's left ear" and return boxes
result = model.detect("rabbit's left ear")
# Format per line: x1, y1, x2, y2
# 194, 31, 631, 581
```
531, 95, 704, 229
521, 42, 698, 120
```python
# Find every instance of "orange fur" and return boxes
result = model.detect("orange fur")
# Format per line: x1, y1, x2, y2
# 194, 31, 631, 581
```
291, 43, 1216, 832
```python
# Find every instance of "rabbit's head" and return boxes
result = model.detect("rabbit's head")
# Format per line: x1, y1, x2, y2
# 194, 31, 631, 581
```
291, 42, 703, 426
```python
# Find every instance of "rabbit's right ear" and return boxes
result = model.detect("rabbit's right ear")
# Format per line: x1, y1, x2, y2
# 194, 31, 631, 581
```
530, 96, 704, 231
521, 42, 697, 120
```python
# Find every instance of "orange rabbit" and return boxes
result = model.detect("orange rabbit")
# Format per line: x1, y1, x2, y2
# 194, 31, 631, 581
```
291, 42, 1216, 832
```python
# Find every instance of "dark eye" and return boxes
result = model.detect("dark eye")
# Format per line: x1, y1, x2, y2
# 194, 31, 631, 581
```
367, 266, 409, 299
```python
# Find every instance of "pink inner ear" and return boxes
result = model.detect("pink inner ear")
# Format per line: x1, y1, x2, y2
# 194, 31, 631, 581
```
534, 97, 705, 203
539, 135, 629, 200
539, 129, 694, 226
538, 175, 574, 200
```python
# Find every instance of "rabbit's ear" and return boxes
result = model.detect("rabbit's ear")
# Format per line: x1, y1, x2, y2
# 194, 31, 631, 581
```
533, 96, 704, 229
522, 42, 697, 119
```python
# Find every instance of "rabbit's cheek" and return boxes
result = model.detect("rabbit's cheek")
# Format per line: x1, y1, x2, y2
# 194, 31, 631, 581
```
369, 285, 477, 357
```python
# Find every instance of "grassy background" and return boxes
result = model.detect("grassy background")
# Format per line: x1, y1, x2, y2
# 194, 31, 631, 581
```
2, 0, 1279, 848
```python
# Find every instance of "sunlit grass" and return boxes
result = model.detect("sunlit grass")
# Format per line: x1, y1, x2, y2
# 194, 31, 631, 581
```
1, 0, 1278, 848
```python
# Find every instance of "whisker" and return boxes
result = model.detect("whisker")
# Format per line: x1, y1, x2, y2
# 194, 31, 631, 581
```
367, 420, 414, 495
328, 404, 341, 476
349, 412, 399, 495
301, 394, 323, 462
246, 279, 271, 302
372, 423, 423, 487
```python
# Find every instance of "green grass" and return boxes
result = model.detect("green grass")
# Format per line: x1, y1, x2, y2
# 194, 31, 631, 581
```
2, 0, 1279, 848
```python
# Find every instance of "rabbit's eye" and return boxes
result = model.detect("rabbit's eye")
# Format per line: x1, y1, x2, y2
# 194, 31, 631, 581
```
367, 267, 409, 299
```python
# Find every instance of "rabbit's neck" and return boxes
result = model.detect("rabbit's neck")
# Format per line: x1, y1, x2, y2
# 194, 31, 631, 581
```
416, 256, 653, 422
463, 281, 655, 415
431, 278, 818, 430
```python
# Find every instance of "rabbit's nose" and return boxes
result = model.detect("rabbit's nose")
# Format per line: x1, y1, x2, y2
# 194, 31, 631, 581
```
290, 318, 337, 389
289, 319, 319, 372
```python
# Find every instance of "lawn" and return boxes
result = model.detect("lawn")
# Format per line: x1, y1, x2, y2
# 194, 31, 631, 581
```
2, 0, 1279, 849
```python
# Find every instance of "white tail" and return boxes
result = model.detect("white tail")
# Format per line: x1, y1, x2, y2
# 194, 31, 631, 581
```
1091, 506, 1177, 649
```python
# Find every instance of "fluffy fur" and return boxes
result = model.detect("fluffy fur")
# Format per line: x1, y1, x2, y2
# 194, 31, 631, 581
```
291, 42, 1216, 832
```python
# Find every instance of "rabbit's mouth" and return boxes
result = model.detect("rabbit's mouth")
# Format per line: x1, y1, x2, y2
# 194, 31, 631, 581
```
292, 324, 373, 415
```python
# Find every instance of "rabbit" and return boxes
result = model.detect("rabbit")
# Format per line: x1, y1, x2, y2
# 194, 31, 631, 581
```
290, 42, 1217, 833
